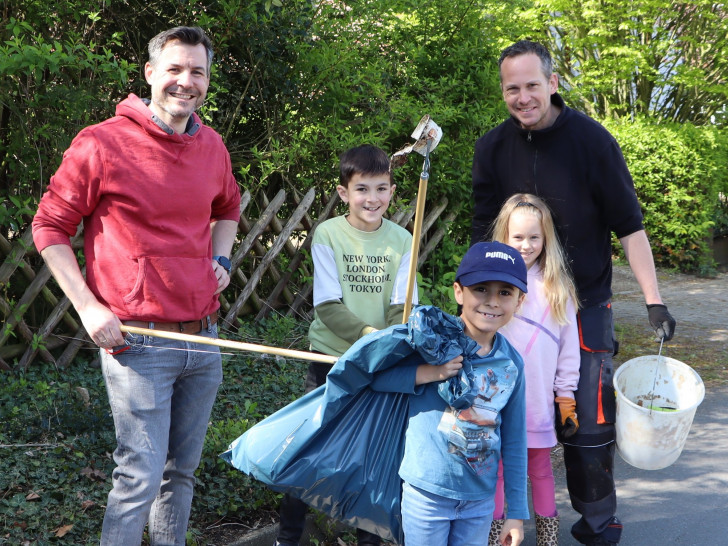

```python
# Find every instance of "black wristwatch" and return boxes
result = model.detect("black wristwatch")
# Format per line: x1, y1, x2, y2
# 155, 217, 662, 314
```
213, 255, 232, 274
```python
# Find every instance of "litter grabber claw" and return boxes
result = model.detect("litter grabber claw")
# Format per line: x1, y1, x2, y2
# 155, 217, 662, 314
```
391, 115, 443, 169
391, 115, 444, 323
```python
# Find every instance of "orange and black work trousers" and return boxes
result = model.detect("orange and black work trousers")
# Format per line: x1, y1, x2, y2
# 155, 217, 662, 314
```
559, 301, 623, 544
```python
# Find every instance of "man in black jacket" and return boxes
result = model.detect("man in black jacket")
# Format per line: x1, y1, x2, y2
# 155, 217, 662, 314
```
471, 40, 676, 545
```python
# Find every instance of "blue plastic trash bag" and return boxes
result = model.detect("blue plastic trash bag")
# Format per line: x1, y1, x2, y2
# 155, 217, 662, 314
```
220, 305, 480, 544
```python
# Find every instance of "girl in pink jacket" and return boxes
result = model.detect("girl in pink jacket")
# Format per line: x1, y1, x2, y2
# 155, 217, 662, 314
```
489, 193, 581, 546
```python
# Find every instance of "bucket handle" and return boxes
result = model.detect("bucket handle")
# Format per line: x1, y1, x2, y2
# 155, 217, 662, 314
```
648, 337, 665, 416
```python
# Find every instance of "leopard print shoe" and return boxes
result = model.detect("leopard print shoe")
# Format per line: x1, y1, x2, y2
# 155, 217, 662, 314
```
535, 514, 560, 546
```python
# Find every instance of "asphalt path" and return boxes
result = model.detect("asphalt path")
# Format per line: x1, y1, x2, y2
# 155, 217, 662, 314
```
521, 384, 728, 545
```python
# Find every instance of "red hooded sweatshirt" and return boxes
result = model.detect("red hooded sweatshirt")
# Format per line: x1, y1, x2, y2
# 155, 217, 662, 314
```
32, 94, 241, 322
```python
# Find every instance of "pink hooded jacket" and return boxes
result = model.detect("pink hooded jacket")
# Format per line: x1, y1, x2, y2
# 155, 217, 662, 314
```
499, 263, 580, 448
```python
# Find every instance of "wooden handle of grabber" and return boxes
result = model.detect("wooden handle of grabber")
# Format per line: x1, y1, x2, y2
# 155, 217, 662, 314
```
119, 325, 338, 364
402, 172, 428, 323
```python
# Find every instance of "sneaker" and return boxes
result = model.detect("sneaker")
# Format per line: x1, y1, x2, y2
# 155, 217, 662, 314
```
576, 515, 622, 545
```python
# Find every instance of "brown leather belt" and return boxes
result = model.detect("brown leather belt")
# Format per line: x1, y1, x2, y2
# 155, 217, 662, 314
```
122, 310, 218, 335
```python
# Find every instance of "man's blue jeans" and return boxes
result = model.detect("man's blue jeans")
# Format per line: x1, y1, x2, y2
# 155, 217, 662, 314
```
99, 326, 222, 545
401, 482, 495, 546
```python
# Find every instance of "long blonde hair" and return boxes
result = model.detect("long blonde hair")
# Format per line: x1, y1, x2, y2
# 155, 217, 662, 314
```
491, 193, 579, 324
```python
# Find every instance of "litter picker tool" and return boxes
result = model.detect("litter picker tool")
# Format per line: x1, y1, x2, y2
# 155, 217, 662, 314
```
119, 324, 338, 364
391, 115, 443, 323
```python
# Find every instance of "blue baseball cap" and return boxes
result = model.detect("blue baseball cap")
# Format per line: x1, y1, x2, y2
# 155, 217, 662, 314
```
456, 241, 528, 293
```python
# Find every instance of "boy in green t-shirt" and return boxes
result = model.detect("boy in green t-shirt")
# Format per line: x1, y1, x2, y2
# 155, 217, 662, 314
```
275, 144, 416, 546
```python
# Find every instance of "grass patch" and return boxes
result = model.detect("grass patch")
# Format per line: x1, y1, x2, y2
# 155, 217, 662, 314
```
0, 361, 116, 544
0, 314, 311, 545
614, 322, 728, 386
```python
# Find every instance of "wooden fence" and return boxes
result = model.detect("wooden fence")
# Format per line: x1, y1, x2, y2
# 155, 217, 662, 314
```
0, 188, 457, 371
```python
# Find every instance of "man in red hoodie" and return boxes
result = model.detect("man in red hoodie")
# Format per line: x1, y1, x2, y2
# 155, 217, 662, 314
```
32, 26, 241, 545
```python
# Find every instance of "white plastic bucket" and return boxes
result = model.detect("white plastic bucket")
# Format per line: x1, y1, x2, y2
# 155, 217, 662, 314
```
613, 355, 704, 470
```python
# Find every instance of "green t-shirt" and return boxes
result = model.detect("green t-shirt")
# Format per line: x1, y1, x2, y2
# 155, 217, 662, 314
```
308, 215, 416, 356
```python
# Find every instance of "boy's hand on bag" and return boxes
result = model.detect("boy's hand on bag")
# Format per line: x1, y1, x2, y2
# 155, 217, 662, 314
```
646, 303, 676, 341
441, 355, 464, 379
415, 356, 463, 385
555, 396, 579, 438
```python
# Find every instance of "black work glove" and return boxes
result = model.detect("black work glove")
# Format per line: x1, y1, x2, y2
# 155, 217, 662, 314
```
555, 396, 579, 439
646, 304, 676, 341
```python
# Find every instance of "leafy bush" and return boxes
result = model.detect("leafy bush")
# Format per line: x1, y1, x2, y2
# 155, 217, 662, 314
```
0, 12, 135, 212
418, 236, 467, 315
218, 0, 511, 235
714, 193, 728, 239
605, 118, 728, 272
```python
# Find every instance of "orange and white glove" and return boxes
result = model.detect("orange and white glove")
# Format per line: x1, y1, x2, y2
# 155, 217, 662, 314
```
555, 396, 579, 439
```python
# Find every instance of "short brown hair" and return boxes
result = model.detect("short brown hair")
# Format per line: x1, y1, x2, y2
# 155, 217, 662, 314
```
498, 40, 552, 80
148, 26, 214, 73
339, 145, 392, 187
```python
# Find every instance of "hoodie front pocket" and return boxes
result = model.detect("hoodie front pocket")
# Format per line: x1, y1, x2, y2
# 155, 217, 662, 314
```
123, 255, 218, 318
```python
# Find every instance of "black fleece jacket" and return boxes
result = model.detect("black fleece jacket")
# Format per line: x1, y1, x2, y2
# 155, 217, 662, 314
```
471, 93, 644, 308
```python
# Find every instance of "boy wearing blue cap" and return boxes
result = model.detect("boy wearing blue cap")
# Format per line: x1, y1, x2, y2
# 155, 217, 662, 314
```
371, 241, 530, 546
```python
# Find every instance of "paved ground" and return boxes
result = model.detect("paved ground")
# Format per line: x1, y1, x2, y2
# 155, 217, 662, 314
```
611, 264, 728, 348
519, 383, 728, 546
222, 264, 728, 546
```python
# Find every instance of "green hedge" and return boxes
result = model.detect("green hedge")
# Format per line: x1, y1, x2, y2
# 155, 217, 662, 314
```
605, 118, 728, 272
3, 1, 727, 274
1, 0, 511, 243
